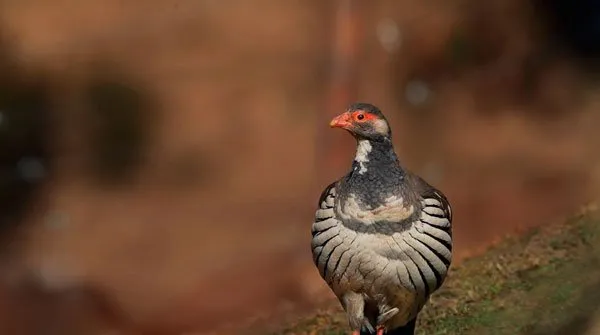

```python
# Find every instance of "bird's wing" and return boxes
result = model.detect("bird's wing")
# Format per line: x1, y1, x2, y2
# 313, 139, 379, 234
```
310, 180, 345, 278
408, 174, 453, 225
313, 180, 337, 227
405, 173, 454, 291
317, 180, 337, 210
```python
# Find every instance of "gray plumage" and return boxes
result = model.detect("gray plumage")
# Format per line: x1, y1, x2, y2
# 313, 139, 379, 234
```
311, 103, 452, 334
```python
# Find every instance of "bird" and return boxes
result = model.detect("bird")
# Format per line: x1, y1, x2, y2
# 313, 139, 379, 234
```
311, 102, 453, 335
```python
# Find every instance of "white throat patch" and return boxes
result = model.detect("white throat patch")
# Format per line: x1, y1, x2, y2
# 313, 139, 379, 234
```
355, 140, 371, 174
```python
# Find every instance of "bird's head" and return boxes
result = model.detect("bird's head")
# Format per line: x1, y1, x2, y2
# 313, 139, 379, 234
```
329, 102, 391, 141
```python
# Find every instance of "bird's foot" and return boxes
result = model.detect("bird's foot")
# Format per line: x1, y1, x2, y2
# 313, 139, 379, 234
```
350, 324, 382, 335
360, 319, 376, 334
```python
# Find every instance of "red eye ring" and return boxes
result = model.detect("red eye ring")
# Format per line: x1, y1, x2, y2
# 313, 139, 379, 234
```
356, 113, 365, 120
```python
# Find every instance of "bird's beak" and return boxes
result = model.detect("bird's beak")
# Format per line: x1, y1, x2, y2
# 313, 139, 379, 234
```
329, 112, 352, 129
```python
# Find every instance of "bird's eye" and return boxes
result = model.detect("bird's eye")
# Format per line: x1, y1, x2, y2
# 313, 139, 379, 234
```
356, 113, 365, 120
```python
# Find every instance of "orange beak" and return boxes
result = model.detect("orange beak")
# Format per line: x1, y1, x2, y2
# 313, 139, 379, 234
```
329, 112, 352, 129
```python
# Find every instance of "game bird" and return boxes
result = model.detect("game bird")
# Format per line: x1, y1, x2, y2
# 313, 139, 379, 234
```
311, 103, 453, 335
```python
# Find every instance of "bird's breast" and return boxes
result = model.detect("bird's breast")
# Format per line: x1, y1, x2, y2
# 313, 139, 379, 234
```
337, 194, 415, 226
312, 214, 424, 293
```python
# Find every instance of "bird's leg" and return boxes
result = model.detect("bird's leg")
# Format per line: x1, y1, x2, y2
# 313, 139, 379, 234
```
376, 326, 385, 335
342, 292, 374, 335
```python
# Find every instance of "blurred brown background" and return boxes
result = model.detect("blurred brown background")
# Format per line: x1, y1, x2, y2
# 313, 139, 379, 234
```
0, 0, 599, 334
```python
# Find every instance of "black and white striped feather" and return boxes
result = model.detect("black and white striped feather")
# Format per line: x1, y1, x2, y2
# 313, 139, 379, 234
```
311, 178, 452, 332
